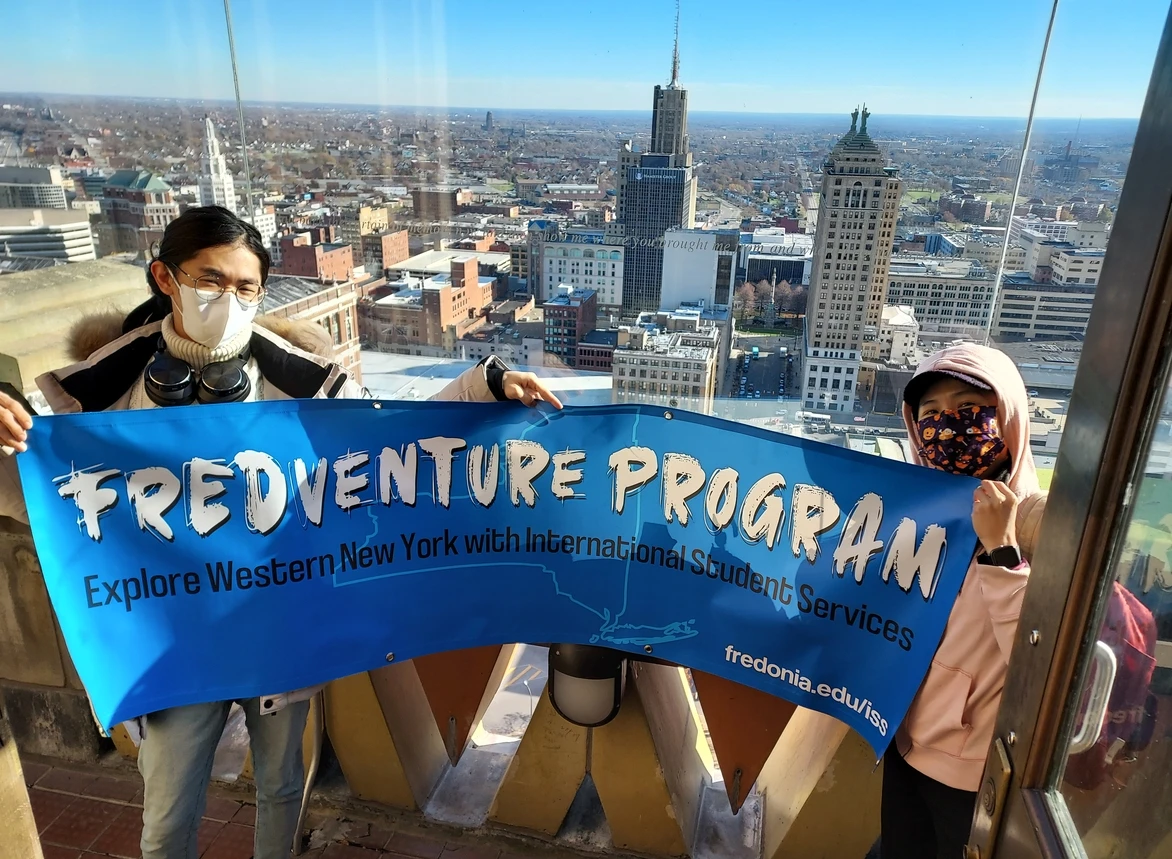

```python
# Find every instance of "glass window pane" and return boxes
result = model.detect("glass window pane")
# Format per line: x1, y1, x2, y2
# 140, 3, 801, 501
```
1048, 368, 1172, 856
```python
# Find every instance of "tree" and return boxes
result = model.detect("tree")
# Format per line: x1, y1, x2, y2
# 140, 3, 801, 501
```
787, 285, 809, 315
773, 279, 793, 310
753, 280, 773, 316
734, 283, 756, 321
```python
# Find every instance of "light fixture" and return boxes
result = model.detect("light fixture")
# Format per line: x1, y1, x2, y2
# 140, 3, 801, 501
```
547, 644, 627, 727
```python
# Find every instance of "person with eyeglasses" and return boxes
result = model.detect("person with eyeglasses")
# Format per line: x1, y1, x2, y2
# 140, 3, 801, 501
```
0, 205, 561, 858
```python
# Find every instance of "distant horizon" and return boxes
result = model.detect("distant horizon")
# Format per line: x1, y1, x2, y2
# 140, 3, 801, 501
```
1, 0, 1165, 121
1, 92, 1143, 126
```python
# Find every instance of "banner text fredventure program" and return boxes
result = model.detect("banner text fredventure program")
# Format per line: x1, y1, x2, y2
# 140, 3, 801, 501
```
19, 401, 979, 751
58, 436, 946, 636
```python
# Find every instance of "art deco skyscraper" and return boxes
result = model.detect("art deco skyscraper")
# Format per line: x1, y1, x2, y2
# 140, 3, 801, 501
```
199, 116, 237, 214
650, 5, 688, 158
802, 107, 902, 414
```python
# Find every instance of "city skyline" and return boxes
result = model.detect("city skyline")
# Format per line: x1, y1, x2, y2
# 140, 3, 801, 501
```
1, 0, 1166, 119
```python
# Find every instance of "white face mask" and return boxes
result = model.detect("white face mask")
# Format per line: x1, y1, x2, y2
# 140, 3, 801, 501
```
174, 284, 258, 348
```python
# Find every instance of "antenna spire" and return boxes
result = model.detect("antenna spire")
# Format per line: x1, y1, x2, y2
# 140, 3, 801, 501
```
670, 0, 680, 86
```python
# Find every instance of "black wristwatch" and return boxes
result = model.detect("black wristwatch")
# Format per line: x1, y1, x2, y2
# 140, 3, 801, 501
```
479, 355, 511, 402
977, 545, 1023, 568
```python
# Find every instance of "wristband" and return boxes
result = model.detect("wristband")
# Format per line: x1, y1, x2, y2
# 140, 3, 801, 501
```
480, 356, 509, 402
977, 545, 1023, 568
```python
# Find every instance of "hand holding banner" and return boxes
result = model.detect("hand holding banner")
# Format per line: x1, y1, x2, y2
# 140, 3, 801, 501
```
16, 399, 978, 756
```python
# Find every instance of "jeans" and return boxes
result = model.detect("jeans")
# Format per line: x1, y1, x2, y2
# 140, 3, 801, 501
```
138, 696, 309, 859
880, 747, 978, 859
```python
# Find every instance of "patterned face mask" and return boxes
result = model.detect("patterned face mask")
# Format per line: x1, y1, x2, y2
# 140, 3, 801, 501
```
916, 405, 1006, 477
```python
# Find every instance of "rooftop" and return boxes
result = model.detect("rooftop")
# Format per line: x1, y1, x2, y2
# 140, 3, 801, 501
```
745, 233, 814, 256
376, 287, 424, 307
995, 340, 1084, 390
580, 329, 620, 347
1001, 273, 1097, 295
104, 169, 172, 192
546, 287, 597, 306
615, 329, 717, 362
261, 275, 348, 311
882, 305, 917, 327
888, 256, 986, 279
460, 321, 544, 343
427, 273, 496, 289
388, 248, 510, 276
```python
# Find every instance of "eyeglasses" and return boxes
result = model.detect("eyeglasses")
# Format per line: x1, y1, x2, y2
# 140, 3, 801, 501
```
169, 263, 266, 308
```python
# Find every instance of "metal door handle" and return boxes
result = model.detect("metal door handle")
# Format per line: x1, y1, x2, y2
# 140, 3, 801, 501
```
1068, 640, 1117, 755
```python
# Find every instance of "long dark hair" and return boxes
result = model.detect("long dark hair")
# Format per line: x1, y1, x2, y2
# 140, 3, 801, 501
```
124, 206, 272, 332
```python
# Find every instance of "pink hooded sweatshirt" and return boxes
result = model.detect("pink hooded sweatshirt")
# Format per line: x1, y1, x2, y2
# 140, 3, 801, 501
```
897, 343, 1041, 792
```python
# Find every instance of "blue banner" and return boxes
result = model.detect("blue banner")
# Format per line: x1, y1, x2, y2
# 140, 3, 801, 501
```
17, 400, 978, 755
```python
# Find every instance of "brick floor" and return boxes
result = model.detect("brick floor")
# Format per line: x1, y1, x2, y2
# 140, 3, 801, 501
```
349, 825, 396, 850
23, 760, 52, 787
38, 768, 100, 794
197, 818, 226, 856
203, 822, 255, 859
203, 796, 244, 822
82, 776, 142, 804
387, 832, 447, 859
440, 846, 502, 859
230, 803, 258, 826
323, 844, 381, 858
40, 797, 115, 851
40, 845, 83, 859
25, 770, 250, 859
30, 787, 77, 832
89, 806, 144, 858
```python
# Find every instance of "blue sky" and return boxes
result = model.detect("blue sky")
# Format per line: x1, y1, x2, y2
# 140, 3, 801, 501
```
2, 0, 1166, 117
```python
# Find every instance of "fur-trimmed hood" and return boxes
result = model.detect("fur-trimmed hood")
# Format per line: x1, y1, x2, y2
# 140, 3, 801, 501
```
67, 311, 335, 363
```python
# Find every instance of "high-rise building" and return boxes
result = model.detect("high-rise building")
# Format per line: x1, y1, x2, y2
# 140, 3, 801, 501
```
993, 273, 1097, 339
245, 206, 279, 260
660, 228, 738, 308
538, 227, 625, 309
198, 117, 237, 214
613, 8, 697, 314
618, 156, 696, 313
651, 8, 688, 158
802, 107, 902, 414
359, 258, 496, 352
484, 111, 494, 131
885, 256, 994, 335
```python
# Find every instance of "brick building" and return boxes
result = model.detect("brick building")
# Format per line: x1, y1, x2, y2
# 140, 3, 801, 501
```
361, 229, 410, 276
277, 226, 354, 282
411, 186, 473, 221
576, 328, 618, 372
360, 257, 495, 352
261, 275, 363, 381
543, 285, 598, 368
98, 170, 180, 254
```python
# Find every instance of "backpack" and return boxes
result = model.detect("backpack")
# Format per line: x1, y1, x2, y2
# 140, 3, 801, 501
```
1063, 581, 1158, 791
